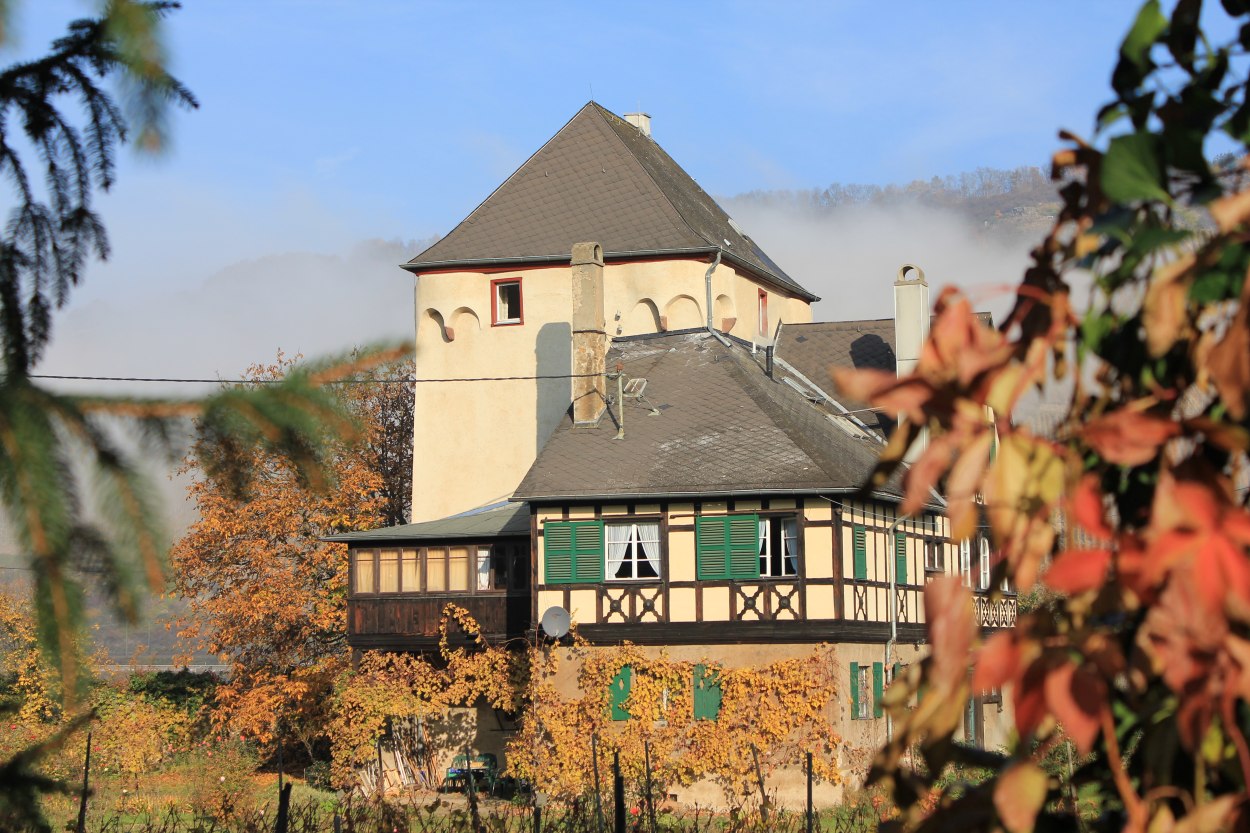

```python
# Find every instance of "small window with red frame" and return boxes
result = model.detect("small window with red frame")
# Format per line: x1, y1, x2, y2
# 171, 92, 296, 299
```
493, 279, 522, 325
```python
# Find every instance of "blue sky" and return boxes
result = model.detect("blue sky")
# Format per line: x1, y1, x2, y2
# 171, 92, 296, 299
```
6, 1, 1212, 382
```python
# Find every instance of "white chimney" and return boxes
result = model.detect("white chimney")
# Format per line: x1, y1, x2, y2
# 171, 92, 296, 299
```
893, 264, 929, 379
894, 264, 929, 461
624, 112, 651, 137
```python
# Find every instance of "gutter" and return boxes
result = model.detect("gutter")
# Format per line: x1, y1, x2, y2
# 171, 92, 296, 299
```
402, 247, 820, 303
511, 486, 931, 506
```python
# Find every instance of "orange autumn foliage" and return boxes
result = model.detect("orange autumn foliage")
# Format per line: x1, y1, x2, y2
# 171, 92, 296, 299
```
171, 355, 395, 752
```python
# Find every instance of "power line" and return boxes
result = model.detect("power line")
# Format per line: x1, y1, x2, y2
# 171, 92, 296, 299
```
30, 372, 601, 385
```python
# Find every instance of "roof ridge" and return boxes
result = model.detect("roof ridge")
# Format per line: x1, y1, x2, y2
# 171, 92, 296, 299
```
582, 103, 700, 249
587, 103, 717, 253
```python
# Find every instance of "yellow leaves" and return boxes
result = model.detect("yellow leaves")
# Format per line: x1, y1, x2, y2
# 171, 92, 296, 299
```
507, 643, 843, 804
1143, 252, 1197, 357
1209, 186, 1250, 233
983, 433, 1066, 591
993, 761, 1049, 833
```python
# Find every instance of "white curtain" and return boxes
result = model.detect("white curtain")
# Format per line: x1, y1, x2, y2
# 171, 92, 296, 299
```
606, 523, 632, 579
637, 522, 661, 574
979, 537, 991, 590
782, 518, 799, 574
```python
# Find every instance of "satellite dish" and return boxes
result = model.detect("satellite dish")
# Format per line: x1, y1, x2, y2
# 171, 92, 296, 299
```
540, 606, 570, 639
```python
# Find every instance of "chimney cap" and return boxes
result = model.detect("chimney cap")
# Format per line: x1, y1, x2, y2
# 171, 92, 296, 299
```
624, 112, 652, 137
895, 263, 926, 285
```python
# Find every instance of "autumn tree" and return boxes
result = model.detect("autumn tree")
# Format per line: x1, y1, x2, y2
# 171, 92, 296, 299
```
354, 358, 414, 526
172, 355, 416, 757
835, 2, 1250, 832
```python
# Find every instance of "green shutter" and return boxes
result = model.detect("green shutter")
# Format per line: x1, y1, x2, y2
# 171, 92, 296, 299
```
693, 664, 723, 721
610, 665, 632, 721
696, 516, 728, 579
895, 531, 907, 585
873, 662, 884, 719
727, 515, 760, 579
697, 515, 760, 580
852, 525, 867, 580
544, 522, 574, 583
543, 521, 604, 584
849, 662, 860, 720
573, 521, 605, 582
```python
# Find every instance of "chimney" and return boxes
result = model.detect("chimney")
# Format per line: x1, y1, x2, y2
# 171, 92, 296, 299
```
571, 242, 607, 425
894, 264, 930, 461
624, 112, 651, 137
893, 264, 929, 379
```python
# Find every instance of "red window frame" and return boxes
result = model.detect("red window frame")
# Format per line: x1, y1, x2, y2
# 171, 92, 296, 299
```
757, 289, 768, 337
491, 277, 524, 326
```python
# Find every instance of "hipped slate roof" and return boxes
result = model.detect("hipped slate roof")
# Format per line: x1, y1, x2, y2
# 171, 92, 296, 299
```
324, 502, 530, 544
512, 331, 899, 502
406, 102, 816, 302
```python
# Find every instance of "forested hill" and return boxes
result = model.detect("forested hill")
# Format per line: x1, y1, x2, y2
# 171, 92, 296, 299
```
722, 165, 1062, 244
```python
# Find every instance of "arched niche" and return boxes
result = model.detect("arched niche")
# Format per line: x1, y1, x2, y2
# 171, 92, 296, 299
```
623, 298, 661, 335
450, 306, 481, 342
714, 293, 737, 332
419, 308, 451, 344
663, 294, 703, 331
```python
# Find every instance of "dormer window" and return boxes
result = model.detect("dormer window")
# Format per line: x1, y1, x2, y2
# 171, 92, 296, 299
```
492, 278, 523, 326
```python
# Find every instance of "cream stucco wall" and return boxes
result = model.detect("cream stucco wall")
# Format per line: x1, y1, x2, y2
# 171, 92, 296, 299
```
410, 258, 813, 522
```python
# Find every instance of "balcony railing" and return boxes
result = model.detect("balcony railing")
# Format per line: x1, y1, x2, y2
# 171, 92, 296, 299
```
974, 593, 1017, 629
348, 592, 530, 648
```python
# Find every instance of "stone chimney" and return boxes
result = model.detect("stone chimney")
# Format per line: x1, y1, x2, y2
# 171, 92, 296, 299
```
624, 112, 651, 137
894, 264, 930, 460
571, 242, 607, 425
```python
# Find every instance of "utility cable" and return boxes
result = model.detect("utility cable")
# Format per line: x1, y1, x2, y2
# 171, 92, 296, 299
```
29, 372, 602, 385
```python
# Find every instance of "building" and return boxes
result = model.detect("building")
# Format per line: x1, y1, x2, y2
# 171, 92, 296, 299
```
330, 103, 1015, 803
403, 103, 816, 523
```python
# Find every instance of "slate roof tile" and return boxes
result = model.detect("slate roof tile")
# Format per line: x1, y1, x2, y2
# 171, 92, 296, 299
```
407, 103, 816, 301
512, 331, 898, 501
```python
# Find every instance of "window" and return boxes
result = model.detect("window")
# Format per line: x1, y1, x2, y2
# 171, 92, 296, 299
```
959, 539, 972, 587
606, 522, 661, 580
379, 549, 400, 593
849, 661, 883, 720
757, 289, 768, 337
610, 665, 632, 721
543, 520, 605, 584
476, 547, 492, 591
696, 515, 760, 580
349, 545, 527, 594
353, 550, 375, 594
758, 517, 799, 577
693, 664, 723, 720
851, 524, 868, 580
978, 536, 991, 590
924, 537, 944, 573
491, 278, 522, 325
